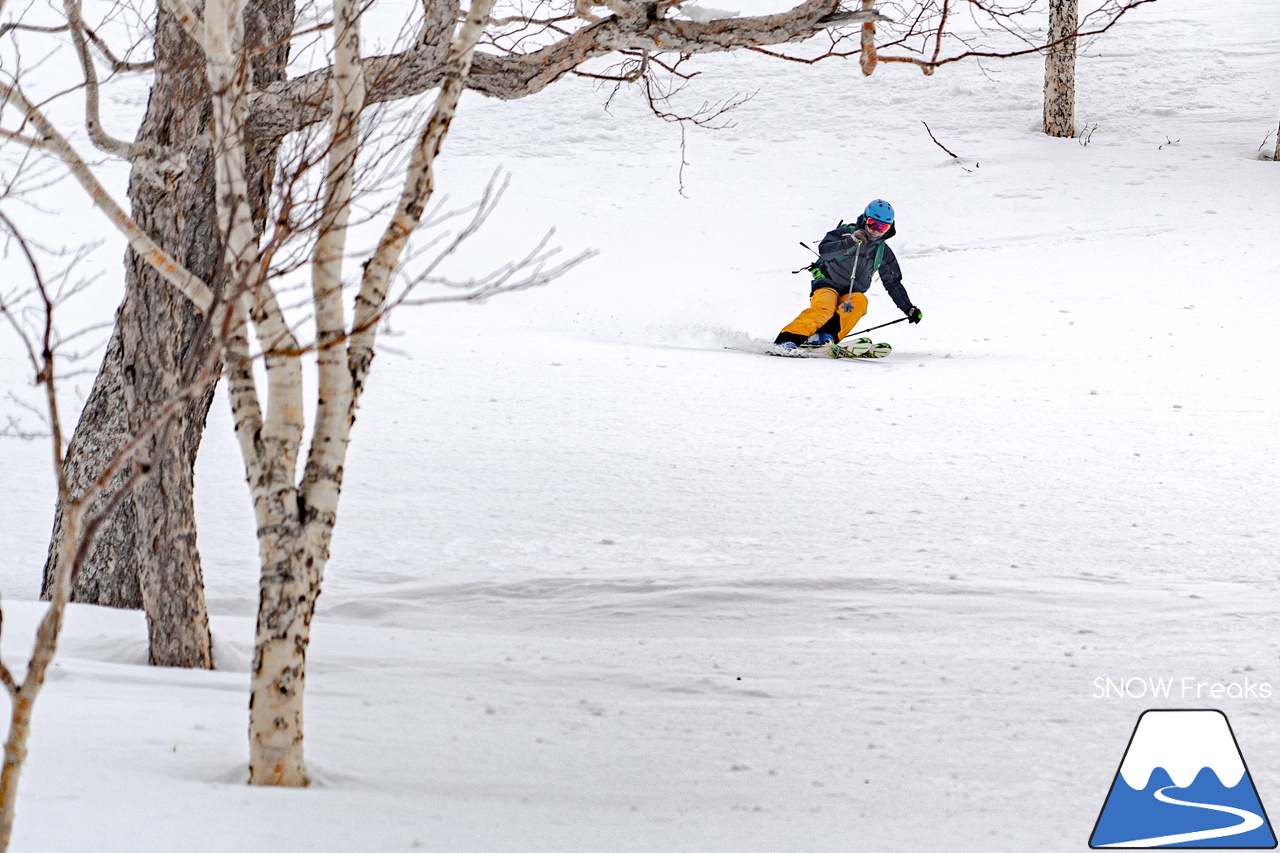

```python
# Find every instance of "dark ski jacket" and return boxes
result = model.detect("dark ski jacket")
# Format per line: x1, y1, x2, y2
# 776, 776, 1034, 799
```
813, 215, 913, 315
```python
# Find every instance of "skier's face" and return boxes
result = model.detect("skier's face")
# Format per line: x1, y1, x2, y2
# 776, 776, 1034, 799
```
865, 217, 890, 235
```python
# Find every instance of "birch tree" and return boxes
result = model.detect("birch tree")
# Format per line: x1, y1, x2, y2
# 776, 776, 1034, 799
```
1044, 0, 1078, 137
0, 215, 225, 851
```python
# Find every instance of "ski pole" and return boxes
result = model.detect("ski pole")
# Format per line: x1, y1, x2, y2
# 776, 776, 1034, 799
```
849, 315, 911, 335
792, 242, 821, 274
838, 238, 863, 339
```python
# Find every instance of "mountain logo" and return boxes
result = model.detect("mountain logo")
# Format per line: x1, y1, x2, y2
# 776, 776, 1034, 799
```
1090, 709, 1276, 848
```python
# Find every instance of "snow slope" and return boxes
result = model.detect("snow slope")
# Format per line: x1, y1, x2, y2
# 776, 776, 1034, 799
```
2, 1, 1280, 850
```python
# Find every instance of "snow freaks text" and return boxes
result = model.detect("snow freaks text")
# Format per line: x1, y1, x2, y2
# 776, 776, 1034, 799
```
1093, 677, 1273, 701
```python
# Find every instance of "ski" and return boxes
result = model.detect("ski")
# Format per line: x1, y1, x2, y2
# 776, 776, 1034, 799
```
825, 336, 873, 356
830, 340, 892, 359
768, 337, 892, 359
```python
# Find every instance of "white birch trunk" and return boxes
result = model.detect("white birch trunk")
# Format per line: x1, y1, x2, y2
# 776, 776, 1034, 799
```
1043, 0, 1078, 138
240, 0, 495, 786
0, 489, 78, 851
246, 0, 364, 786
858, 0, 876, 76
206, 0, 258, 298
350, 0, 497, 396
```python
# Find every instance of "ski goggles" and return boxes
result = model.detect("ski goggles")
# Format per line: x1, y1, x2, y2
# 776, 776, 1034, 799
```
865, 217, 890, 233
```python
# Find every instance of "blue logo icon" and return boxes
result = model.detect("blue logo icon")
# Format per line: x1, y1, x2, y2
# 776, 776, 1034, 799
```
1091, 709, 1276, 848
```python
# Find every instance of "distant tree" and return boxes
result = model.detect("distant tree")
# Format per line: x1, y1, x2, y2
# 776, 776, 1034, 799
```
748, 0, 1151, 81
1044, 0, 1078, 137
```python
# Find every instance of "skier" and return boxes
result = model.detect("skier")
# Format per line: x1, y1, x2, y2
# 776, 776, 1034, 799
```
774, 199, 922, 350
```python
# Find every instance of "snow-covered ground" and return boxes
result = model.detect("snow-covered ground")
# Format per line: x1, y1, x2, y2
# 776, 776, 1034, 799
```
2, 1, 1280, 850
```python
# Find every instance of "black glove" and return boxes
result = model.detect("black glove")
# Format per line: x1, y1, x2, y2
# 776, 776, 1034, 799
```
907, 306, 923, 324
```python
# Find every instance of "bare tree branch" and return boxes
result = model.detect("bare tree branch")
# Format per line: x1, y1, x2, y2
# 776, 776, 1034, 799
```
0, 22, 69, 40
347, 0, 498, 411
82, 25, 155, 73
0, 82, 215, 311
248, 0, 844, 139
921, 119, 957, 157
61, 0, 138, 157
245, 0, 1155, 141
0, 211, 223, 849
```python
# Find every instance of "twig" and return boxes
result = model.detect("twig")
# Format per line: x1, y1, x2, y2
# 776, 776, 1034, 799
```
0, 602, 16, 700
0, 414, 47, 440
83, 27, 155, 73
921, 120, 957, 158
0, 665, 15, 698
0, 22, 70, 40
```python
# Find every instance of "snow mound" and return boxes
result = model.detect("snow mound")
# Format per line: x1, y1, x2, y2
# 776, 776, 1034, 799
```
211, 633, 253, 673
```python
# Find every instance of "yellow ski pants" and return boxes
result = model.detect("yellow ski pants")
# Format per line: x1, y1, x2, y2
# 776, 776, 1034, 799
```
779, 287, 868, 341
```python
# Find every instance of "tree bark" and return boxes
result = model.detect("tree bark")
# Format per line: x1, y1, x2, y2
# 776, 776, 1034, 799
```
41, 0, 294, 668
1043, 0, 1077, 138
858, 0, 876, 76
43, 321, 142, 609
42, 15, 219, 670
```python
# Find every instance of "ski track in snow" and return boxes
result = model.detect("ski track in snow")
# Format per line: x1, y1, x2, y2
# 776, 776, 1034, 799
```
3, 0, 1280, 850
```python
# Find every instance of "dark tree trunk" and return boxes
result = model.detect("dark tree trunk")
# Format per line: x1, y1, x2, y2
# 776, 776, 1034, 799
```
45, 319, 143, 609
41, 0, 294, 669
42, 17, 220, 670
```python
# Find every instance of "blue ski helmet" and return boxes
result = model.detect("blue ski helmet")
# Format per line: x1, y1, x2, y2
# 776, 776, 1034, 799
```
864, 199, 894, 225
